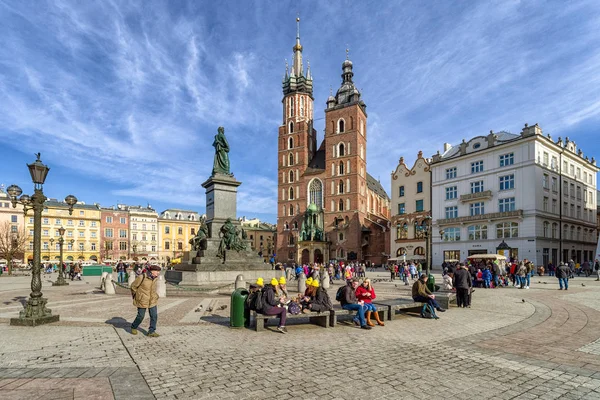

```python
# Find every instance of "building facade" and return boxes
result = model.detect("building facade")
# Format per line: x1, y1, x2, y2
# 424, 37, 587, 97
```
157, 209, 201, 263
240, 217, 276, 262
127, 205, 158, 262
100, 206, 129, 261
24, 200, 101, 263
276, 20, 391, 266
0, 187, 25, 264
390, 151, 431, 265
431, 124, 598, 267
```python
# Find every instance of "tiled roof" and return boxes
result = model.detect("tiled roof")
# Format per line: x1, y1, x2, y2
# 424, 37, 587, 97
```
367, 173, 390, 200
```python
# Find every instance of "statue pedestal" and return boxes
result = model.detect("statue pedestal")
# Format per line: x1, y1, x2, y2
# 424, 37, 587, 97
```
170, 240, 274, 286
202, 174, 241, 238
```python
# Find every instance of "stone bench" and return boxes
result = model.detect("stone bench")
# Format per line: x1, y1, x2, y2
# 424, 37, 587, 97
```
250, 310, 330, 332
435, 291, 458, 309
330, 305, 389, 327
372, 298, 428, 320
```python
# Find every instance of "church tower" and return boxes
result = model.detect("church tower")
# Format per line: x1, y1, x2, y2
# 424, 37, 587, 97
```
276, 18, 317, 262
323, 52, 369, 261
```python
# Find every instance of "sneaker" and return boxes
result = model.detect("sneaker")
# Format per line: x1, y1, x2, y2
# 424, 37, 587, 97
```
436, 308, 446, 312
131, 328, 138, 335
433, 316, 440, 320
147, 332, 160, 337
360, 325, 372, 330
277, 326, 288, 334
526, 286, 529, 289
559, 288, 563, 290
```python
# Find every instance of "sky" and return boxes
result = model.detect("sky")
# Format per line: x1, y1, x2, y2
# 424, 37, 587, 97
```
1, 0, 599, 223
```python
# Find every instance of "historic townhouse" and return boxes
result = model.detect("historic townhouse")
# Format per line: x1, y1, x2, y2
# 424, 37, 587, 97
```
390, 151, 431, 265
99, 205, 129, 261
157, 209, 201, 264
431, 124, 598, 266
126, 205, 158, 262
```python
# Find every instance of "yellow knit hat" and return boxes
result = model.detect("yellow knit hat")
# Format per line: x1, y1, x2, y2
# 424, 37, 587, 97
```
270, 277, 279, 286
279, 276, 286, 285
306, 277, 313, 285
256, 277, 264, 286
311, 279, 320, 287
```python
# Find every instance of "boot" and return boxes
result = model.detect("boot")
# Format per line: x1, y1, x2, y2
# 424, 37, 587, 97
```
365, 311, 375, 327
373, 310, 385, 326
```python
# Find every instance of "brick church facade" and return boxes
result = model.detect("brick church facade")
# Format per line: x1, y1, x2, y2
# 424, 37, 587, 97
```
276, 19, 391, 266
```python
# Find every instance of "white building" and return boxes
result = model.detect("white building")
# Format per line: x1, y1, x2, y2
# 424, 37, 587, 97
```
127, 205, 159, 262
430, 124, 598, 267
390, 151, 431, 264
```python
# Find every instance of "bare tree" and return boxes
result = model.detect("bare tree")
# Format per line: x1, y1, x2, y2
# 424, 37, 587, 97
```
0, 221, 28, 275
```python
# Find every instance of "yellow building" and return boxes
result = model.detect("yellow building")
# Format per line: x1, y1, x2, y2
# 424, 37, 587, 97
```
24, 200, 101, 264
239, 217, 277, 262
157, 209, 201, 264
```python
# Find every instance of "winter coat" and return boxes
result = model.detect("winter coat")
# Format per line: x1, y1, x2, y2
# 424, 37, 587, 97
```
517, 265, 527, 277
340, 282, 358, 306
355, 285, 376, 304
556, 264, 570, 279
412, 279, 432, 299
453, 268, 472, 289
310, 287, 333, 312
131, 273, 159, 309
262, 284, 279, 308
482, 269, 492, 280
442, 275, 453, 290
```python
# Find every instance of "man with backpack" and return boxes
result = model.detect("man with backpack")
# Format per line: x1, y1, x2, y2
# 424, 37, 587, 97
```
260, 278, 288, 334
337, 278, 371, 330
412, 274, 446, 316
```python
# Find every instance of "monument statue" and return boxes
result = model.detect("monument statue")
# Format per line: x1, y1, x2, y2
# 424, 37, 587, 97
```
189, 218, 209, 251
217, 218, 247, 259
212, 126, 231, 176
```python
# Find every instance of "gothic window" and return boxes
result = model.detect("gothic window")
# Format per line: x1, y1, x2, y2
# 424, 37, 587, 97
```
289, 97, 294, 117
339, 161, 344, 175
289, 121, 293, 133
289, 137, 293, 149
300, 97, 305, 117
289, 205, 294, 216
338, 119, 345, 133
284, 221, 289, 230
289, 170, 294, 183
289, 153, 294, 165
309, 179, 323, 209
289, 187, 295, 200
293, 221, 298, 230
339, 180, 345, 194
339, 199, 344, 211
339, 143, 345, 157
360, 119, 364, 136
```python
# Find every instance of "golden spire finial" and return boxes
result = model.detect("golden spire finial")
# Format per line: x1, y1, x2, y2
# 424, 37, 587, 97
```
346, 46, 349, 60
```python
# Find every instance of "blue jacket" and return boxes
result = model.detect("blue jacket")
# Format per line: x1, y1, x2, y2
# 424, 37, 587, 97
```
482, 269, 492, 280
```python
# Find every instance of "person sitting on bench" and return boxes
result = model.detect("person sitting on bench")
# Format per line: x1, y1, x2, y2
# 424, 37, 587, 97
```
262, 278, 288, 334
412, 274, 446, 314
339, 278, 371, 330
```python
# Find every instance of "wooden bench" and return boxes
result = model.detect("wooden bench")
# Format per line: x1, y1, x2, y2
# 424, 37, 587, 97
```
330, 305, 389, 327
372, 298, 427, 320
250, 310, 330, 331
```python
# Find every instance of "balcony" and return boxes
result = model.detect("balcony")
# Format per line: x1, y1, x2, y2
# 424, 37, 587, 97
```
437, 209, 523, 225
460, 190, 493, 203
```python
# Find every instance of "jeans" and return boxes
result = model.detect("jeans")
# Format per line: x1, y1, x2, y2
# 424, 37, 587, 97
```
363, 303, 377, 312
264, 306, 287, 327
118, 271, 126, 283
343, 303, 366, 326
493, 275, 499, 288
484, 279, 491, 288
132, 306, 157, 333
559, 278, 569, 289
515, 276, 521, 286
413, 295, 442, 310
526, 273, 531, 287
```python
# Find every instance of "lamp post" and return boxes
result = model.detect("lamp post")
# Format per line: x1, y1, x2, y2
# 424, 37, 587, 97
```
7, 153, 77, 326
423, 216, 432, 275
52, 226, 70, 286
49, 238, 54, 265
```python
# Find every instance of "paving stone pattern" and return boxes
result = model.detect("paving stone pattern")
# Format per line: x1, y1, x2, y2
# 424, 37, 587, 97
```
1, 273, 600, 399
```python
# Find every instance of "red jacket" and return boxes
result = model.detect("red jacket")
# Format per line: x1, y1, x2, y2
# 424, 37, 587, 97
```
355, 285, 376, 304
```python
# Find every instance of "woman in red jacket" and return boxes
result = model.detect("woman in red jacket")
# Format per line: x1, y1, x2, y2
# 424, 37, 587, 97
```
355, 278, 385, 326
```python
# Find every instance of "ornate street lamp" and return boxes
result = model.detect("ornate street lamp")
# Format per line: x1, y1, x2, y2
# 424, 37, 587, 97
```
7, 153, 77, 326
52, 226, 72, 286
422, 216, 432, 275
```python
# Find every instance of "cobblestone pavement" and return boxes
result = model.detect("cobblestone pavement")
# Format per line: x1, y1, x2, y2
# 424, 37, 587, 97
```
1, 272, 600, 399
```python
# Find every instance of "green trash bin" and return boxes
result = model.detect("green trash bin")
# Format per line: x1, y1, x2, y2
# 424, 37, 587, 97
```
427, 273, 436, 293
230, 288, 249, 328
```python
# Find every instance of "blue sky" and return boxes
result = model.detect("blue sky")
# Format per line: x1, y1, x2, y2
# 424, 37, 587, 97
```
1, 1, 599, 223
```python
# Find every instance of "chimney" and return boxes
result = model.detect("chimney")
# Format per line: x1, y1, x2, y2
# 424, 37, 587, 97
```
443, 143, 451, 152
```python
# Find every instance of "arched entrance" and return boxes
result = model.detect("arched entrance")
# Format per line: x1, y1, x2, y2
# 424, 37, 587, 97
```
301, 249, 309, 265
66, 256, 73, 261
314, 249, 323, 264
90, 255, 98, 261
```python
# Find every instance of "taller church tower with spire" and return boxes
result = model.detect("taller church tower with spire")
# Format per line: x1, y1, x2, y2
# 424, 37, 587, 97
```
276, 19, 390, 266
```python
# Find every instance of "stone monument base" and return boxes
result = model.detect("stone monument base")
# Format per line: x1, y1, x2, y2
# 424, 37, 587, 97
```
171, 239, 277, 286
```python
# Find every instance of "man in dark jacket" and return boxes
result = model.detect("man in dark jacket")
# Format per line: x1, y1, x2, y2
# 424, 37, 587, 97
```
452, 265, 472, 308
556, 262, 570, 290
339, 279, 371, 330
412, 274, 446, 313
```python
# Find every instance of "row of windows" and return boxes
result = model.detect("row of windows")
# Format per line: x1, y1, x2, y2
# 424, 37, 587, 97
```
398, 182, 423, 197
444, 174, 515, 200
105, 216, 127, 224
163, 226, 196, 235
443, 199, 515, 219
442, 222, 519, 241
40, 218, 97, 227
444, 153, 514, 180
397, 200, 424, 215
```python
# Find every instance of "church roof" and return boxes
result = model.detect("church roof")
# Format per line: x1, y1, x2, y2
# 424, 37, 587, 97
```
304, 142, 326, 174
366, 173, 390, 200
